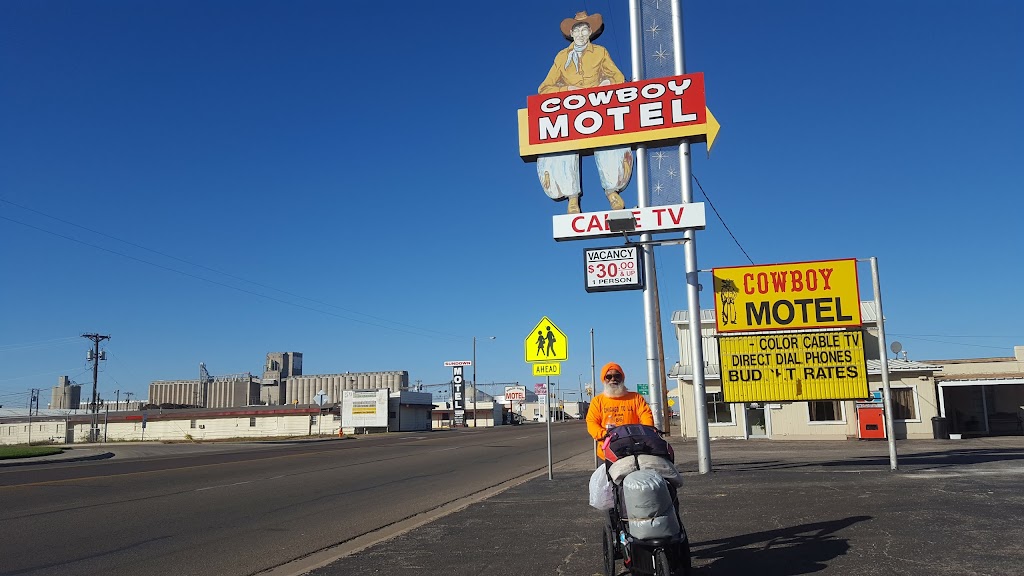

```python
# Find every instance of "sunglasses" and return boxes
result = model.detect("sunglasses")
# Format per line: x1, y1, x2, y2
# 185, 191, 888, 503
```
604, 373, 623, 381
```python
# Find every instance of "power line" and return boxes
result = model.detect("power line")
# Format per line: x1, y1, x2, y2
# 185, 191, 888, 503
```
889, 333, 1018, 339
1, 213, 463, 342
886, 335, 1014, 351
1, 198, 464, 340
0, 336, 81, 353
692, 174, 754, 264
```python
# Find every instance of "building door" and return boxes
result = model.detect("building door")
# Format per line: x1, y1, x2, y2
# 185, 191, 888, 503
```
746, 403, 769, 438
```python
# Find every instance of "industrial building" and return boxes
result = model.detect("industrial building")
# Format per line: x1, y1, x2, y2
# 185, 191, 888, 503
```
146, 352, 410, 409
50, 376, 81, 410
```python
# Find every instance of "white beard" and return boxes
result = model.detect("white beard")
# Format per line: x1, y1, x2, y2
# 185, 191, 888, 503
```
603, 383, 628, 398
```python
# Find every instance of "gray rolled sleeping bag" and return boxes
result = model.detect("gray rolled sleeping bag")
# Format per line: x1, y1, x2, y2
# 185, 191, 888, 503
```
621, 468, 679, 539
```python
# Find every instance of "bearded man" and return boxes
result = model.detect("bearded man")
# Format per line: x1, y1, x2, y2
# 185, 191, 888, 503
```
586, 362, 654, 459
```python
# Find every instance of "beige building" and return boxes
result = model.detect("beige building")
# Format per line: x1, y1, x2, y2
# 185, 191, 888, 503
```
670, 303, 944, 440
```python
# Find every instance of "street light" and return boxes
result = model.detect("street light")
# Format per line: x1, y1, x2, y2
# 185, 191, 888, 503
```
473, 336, 496, 428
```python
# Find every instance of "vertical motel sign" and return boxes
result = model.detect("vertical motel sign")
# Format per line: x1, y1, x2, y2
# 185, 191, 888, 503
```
444, 360, 472, 427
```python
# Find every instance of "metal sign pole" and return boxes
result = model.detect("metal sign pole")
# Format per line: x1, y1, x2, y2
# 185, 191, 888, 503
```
870, 256, 899, 470
665, 0, 713, 474
628, 0, 668, 433
546, 376, 553, 480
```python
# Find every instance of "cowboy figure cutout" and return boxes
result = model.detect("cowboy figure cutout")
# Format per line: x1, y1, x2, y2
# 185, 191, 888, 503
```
536, 11, 634, 214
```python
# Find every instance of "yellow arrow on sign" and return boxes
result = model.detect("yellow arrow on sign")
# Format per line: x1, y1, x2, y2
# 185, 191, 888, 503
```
517, 107, 720, 160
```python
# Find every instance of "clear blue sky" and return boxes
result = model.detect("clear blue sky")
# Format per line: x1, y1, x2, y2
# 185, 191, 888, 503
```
2, 1, 1021, 406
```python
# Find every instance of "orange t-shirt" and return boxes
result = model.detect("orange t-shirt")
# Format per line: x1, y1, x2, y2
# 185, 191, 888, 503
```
586, 392, 654, 457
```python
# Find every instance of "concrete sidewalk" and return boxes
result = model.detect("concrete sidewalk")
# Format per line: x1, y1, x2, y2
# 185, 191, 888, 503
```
308, 437, 1024, 576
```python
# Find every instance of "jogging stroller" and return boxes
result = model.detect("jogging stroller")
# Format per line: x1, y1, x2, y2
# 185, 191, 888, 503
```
599, 424, 690, 576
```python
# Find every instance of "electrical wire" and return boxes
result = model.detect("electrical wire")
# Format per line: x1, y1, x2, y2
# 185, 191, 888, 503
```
692, 174, 754, 264
0, 336, 81, 353
886, 335, 1015, 352
1, 213, 464, 343
0, 198, 464, 340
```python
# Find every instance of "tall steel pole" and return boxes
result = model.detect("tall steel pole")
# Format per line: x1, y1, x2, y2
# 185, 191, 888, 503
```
629, 0, 668, 433
546, 376, 553, 479
669, 0, 712, 473
870, 257, 899, 470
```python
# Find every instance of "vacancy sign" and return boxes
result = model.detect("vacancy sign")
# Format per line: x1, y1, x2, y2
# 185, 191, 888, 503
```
554, 203, 705, 242
719, 330, 869, 402
585, 246, 643, 292
518, 73, 719, 160
713, 258, 862, 333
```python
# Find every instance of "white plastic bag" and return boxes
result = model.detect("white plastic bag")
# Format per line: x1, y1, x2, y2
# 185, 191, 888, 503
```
588, 466, 615, 510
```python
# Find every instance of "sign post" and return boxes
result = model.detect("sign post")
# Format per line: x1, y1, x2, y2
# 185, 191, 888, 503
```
505, 386, 526, 425
516, 6, 721, 473
444, 361, 472, 427
313, 390, 329, 436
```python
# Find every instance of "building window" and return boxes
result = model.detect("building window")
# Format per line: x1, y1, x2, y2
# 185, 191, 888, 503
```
249, 417, 256, 427
706, 392, 734, 424
808, 401, 844, 422
190, 420, 197, 429
891, 387, 917, 420
310, 415, 318, 425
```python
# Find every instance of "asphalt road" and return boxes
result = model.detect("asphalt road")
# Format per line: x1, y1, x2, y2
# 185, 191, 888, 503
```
0, 422, 593, 576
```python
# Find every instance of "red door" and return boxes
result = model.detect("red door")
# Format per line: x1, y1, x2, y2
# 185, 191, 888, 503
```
857, 405, 886, 439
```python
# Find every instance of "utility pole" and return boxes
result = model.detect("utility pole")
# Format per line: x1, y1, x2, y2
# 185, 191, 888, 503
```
115, 389, 120, 411
28, 389, 39, 445
124, 391, 133, 409
82, 333, 110, 443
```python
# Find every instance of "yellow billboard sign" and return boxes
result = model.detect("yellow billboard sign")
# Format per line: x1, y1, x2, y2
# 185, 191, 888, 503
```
533, 362, 561, 376
713, 258, 862, 333
719, 330, 869, 402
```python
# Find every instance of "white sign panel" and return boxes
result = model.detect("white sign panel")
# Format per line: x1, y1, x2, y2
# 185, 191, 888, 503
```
585, 246, 643, 292
342, 389, 389, 428
504, 386, 527, 402
444, 360, 473, 367
553, 202, 705, 242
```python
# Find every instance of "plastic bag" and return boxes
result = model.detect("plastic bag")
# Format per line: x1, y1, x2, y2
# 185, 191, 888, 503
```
588, 466, 615, 510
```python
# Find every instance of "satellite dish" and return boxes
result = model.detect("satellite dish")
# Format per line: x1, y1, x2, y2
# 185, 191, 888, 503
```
890, 341, 903, 355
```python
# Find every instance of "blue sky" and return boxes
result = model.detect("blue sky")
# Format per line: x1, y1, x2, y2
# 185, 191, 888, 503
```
2, 0, 1021, 407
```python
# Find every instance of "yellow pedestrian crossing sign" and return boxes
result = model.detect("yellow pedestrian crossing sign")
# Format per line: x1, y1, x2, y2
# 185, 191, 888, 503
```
524, 316, 568, 362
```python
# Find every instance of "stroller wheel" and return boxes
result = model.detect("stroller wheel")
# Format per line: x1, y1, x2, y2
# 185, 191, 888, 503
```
602, 524, 617, 576
654, 549, 672, 576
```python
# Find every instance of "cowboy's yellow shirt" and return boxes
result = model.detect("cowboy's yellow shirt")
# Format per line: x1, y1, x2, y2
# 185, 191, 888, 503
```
538, 43, 625, 94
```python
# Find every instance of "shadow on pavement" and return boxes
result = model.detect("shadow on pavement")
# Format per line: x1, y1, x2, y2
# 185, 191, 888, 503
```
0, 451, 114, 467
692, 516, 871, 576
